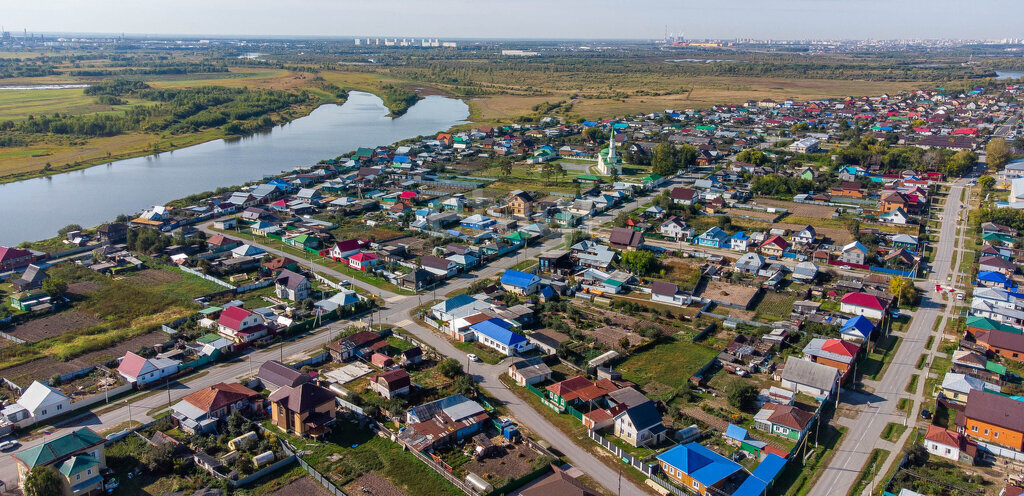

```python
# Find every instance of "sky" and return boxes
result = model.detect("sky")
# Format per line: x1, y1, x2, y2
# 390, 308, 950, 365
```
4, 0, 1024, 40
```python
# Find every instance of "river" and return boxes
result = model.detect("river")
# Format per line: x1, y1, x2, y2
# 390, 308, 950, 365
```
0, 91, 468, 246
997, 71, 1024, 80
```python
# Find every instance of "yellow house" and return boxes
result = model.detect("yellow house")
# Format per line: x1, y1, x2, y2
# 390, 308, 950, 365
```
508, 191, 534, 218
268, 383, 336, 437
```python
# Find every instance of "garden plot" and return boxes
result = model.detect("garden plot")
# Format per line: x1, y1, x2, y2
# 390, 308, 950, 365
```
698, 280, 761, 310
7, 310, 101, 343
754, 198, 839, 219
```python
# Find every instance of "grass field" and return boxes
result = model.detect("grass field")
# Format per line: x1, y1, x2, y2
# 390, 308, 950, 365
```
617, 337, 718, 401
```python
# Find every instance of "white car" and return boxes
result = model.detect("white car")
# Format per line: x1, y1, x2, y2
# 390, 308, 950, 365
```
0, 440, 19, 451
467, 354, 480, 362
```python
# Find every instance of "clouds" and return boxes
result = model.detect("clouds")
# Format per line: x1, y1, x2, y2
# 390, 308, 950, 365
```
3, 0, 1021, 40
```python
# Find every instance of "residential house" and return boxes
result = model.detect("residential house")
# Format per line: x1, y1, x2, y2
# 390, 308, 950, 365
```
608, 227, 644, 251
328, 331, 385, 361
518, 465, 600, 496
840, 315, 874, 343
880, 207, 910, 225
656, 443, 742, 496
328, 239, 365, 261
13, 428, 107, 495
729, 231, 750, 252
660, 217, 692, 241
509, 191, 535, 218
399, 394, 489, 451
670, 187, 698, 205
11, 265, 47, 291
957, 389, 1024, 451
938, 373, 1000, 405
840, 292, 887, 320
269, 382, 336, 437
370, 369, 411, 399
217, 306, 267, 343
500, 270, 541, 295
117, 351, 180, 386
792, 261, 818, 282
754, 403, 814, 440
171, 382, 260, 434
802, 338, 859, 381
924, 425, 977, 464
780, 356, 840, 399
792, 226, 817, 246
9, 381, 71, 425
470, 319, 532, 356
839, 241, 868, 265
880, 192, 910, 212
735, 252, 765, 275
976, 329, 1024, 362
258, 360, 311, 390
461, 214, 496, 230
0, 247, 35, 271
760, 236, 789, 259
570, 241, 617, 270
608, 388, 668, 448
401, 268, 436, 291
507, 356, 553, 386
274, 269, 311, 301
420, 255, 458, 279
696, 227, 730, 248
652, 281, 689, 306
980, 256, 1017, 276
347, 252, 380, 272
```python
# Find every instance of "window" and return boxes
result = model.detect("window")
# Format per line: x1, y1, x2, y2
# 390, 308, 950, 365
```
945, 448, 951, 455
692, 481, 700, 489
87, 469, 92, 476
41, 409, 46, 416
972, 425, 978, 432
76, 474, 80, 481
995, 432, 1000, 439
57, 404, 62, 411
984, 429, 990, 435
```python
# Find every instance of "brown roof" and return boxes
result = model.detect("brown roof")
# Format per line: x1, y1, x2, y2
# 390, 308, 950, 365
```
262, 256, 297, 271
520, 466, 600, 496
964, 389, 1024, 433
268, 383, 335, 413
608, 227, 644, 247
258, 360, 310, 389
183, 382, 259, 413
977, 329, 1024, 354
766, 404, 814, 430
375, 369, 411, 391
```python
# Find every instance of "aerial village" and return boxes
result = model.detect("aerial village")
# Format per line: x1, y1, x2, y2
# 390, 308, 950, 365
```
0, 79, 1023, 496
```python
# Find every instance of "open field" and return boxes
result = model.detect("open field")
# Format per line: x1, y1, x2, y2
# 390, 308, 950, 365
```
754, 198, 839, 219
616, 337, 718, 401
7, 310, 101, 343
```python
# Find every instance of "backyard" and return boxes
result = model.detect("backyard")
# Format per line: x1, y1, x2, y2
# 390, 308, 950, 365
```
616, 337, 719, 401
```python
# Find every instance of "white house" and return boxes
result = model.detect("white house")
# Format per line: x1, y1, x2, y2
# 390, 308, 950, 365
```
651, 281, 688, 306
879, 207, 909, 225
792, 226, 816, 245
923, 425, 976, 464
838, 241, 868, 265
840, 292, 887, 320
659, 217, 691, 241
117, 351, 181, 386
11, 381, 71, 425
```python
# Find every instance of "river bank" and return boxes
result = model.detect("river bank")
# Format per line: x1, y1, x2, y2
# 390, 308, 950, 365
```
0, 91, 469, 246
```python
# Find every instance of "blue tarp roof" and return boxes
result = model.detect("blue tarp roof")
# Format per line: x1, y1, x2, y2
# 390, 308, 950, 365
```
732, 454, 787, 496
657, 443, 742, 488
500, 270, 539, 288
841, 315, 875, 338
470, 319, 526, 347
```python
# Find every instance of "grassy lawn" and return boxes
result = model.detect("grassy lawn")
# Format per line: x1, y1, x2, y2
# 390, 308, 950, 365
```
859, 335, 901, 381
915, 354, 927, 370
905, 374, 919, 394
617, 337, 718, 401
879, 422, 907, 442
847, 448, 890, 496
274, 419, 462, 496
453, 340, 505, 365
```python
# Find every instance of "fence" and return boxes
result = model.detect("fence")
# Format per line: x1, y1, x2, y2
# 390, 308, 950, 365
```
280, 438, 350, 496
587, 429, 656, 476
0, 330, 25, 345
392, 429, 478, 495
236, 279, 273, 293
178, 265, 236, 290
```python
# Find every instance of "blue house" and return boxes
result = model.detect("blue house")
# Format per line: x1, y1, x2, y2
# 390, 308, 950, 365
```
978, 270, 1014, 289
500, 270, 541, 295
461, 214, 496, 230
657, 443, 742, 495
840, 315, 875, 343
470, 319, 532, 356
732, 454, 787, 496
696, 227, 730, 248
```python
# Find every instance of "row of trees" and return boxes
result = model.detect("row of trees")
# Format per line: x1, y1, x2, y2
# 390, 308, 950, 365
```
651, 142, 697, 176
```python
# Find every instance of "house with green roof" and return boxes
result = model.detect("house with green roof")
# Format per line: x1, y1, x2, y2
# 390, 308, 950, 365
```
14, 427, 107, 495
283, 233, 319, 250
966, 315, 1021, 335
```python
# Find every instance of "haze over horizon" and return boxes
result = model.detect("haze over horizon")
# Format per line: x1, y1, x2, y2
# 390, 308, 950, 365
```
6, 0, 1024, 41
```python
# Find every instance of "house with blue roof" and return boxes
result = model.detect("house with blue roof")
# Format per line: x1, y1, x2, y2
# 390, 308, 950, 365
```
461, 214, 496, 230
657, 442, 742, 495
840, 315, 875, 343
729, 231, 750, 251
731, 454, 787, 496
500, 270, 541, 295
978, 270, 1014, 289
469, 319, 532, 356
697, 227, 730, 248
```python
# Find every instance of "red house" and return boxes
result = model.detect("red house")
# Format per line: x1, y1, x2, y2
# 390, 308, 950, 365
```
347, 252, 379, 271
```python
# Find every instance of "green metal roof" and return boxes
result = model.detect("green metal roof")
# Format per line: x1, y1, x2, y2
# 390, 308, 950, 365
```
966, 315, 1021, 334
198, 306, 222, 315
197, 333, 222, 344
987, 361, 1008, 375
604, 279, 624, 287
577, 174, 600, 181
59, 454, 99, 477
16, 428, 105, 468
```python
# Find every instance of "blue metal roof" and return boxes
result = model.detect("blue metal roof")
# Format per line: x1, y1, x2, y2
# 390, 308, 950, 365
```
657, 443, 741, 488
470, 319, 527, 347
439, 294, 477, 312
732, 454, 787, 496
841, 315, 875, 338
500, 270, 539, 289
725, 423, 748, 442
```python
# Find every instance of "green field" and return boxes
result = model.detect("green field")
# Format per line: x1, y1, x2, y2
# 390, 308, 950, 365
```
617, 337, 718, 400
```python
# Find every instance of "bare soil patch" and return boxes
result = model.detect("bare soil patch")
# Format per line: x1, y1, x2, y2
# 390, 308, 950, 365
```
8, 310, 102, 342
0, 330, 169, 386
463, 441, 544, 484
588, 325, 645, 350
343, 472, 408, 496
67, 281, 102, 297
755, 198, 838, 219
266, 475, 331, 496
699, 280, 761, 309
724, 208, 777, 221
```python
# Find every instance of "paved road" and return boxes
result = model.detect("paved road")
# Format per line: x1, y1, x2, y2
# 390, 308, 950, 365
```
2, 179, 682, 495
808, 179, 967, 496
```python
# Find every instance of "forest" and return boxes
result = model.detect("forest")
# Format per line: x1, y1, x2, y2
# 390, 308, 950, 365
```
1, 80, 310, 143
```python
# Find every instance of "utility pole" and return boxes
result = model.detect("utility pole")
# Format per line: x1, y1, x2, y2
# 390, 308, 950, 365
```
166, 376, 172, 409
126, 400, 132, 427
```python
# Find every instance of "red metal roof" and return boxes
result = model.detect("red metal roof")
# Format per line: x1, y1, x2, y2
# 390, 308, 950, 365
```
218, 306, 253, 331
840, 292, 884, 310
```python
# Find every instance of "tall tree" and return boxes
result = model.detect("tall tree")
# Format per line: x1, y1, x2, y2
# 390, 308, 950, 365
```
651, 142, 678, 176
987, 138, 1011, 170
24, 466, 64, 496
889, 276, 918, 306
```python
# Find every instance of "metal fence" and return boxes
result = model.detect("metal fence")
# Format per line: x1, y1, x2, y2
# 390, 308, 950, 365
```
178, 265, 235, 289
280, 440, 350, 496
587, 429, 656, 477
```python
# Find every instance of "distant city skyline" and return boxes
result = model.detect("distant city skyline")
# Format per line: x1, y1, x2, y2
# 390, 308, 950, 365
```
5, 0, 1024, 41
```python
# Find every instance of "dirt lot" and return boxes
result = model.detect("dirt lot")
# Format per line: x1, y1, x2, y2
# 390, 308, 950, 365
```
588, 325, 645, 350
267, 475, 331, 496
698, 280, 761, 309
343, 472, 408, 496
7, 310, 101, 342
755, 198, 838, 219
124, 268, 181, 285
0, 330, 170, 386
463, 441, 544, 485
724, 208, 778, 221
67, 281, 102, 297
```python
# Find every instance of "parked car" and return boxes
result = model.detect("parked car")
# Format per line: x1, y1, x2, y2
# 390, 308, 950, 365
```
467, 354, 480, 362
0, 440, 19, 451
920, 409, 932, 420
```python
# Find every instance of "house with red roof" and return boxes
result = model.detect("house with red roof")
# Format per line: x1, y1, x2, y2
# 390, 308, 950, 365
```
0, 247, 36, 272
327, 239, 365, 261
759, 235, 790, 259
217, 306, 266, 343
802, 338, 861, 381
117, 351, 181, 386
840, 292, 888, 320
347, 252, 380, 272
924, 424, 977, 464
170, 382, 261, 433
369, 369, 411, 399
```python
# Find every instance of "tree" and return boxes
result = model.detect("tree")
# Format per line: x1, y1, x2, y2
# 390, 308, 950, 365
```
551, 162, 565, 184
453, 373, 477, 397
727, 380, 758, 412
737, 149, 769, 166
57, 224, 83, 237
499, 159, 513, 177
987, 138, 1011, 170
141, 440, 177, 473
651, 142, 678, 176
438, 357, 463, 378
889, 276, 918, 306
24, 465, 63, 496
944, 150, 977, 177
978, 175, 996, 191
617, 336, 631, 351
563, 230, 587, 247
42, 278, 68, 299
620, 250, 656, 275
